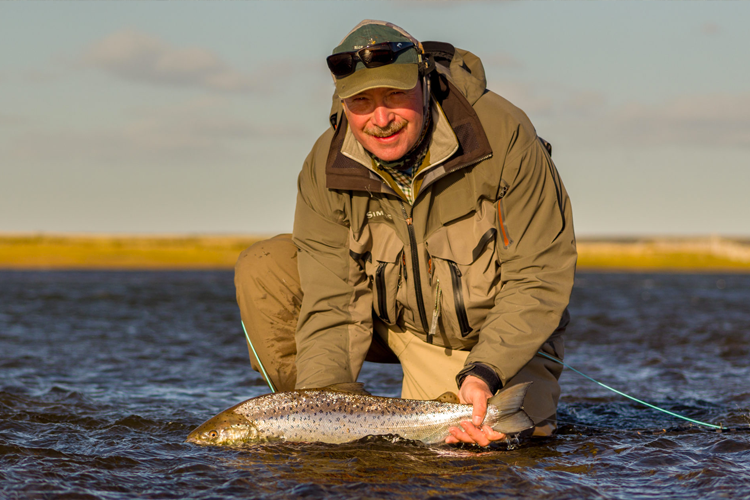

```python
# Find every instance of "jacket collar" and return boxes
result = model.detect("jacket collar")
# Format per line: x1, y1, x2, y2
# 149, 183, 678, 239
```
325, 74, 492, 194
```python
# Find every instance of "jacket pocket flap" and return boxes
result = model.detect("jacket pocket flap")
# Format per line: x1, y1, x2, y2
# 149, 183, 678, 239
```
439, 186, 475, 225
370, 225, 404, 263
427, 202, 496, 265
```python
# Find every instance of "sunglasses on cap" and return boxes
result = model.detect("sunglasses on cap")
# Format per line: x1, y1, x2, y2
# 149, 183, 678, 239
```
326, 41, 416, 78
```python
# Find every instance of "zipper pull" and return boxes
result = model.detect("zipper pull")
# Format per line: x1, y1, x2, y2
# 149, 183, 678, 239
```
449, 261, 462, 277
401, 253, 407, 283
428, 279, 441, 341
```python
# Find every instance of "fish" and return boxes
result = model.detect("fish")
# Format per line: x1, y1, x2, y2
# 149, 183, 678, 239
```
185, 381, 534, 446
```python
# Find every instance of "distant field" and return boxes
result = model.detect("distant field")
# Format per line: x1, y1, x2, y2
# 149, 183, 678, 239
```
577, 236, 750, 272
1, 234, 749, 271
0, 234, 265, 270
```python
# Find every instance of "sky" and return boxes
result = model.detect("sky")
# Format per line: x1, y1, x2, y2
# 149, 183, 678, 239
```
1, 1, 748, 237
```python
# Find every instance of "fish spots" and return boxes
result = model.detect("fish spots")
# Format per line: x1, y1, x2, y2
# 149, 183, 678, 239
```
193, 390, 489, 445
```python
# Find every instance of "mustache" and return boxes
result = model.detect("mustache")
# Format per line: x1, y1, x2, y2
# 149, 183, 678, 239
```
364, 120, 407, 138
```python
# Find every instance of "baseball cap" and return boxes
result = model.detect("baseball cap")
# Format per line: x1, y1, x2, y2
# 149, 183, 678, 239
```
330, 20, 421, 99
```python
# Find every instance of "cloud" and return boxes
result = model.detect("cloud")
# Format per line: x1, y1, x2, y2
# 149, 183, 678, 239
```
82, 29, 258, 92
608, 93, 750, 147
0, 113, 26, 128
490, 79, 606, 118
559, 90, 607, 118
5, 97, 308, 166
21, 69, 62, 83
482, 52, 523, 70
701, 22, 721, 37
490, 78, 750, 148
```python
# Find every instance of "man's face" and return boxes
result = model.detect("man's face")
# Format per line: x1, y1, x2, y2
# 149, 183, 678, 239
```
342, 83, 424, 162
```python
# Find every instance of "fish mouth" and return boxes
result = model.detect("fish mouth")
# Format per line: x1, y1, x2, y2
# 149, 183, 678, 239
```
185, 412, 232, 445
184, 430, 201, 444
185, 409, 256, 446
185, 424, 213, 445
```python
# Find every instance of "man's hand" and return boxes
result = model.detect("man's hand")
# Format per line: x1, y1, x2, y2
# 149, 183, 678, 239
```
445, 375, 506, 446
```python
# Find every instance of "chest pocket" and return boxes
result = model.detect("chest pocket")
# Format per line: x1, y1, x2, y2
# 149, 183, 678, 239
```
350, 224, 404, 325
425, 201, 500, 344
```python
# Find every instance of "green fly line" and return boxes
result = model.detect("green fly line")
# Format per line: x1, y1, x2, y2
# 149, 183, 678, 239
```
536, 351, 725, 430
242, 321, 276, 393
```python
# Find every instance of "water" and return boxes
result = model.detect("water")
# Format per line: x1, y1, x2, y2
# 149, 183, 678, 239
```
1, 271, 749, 499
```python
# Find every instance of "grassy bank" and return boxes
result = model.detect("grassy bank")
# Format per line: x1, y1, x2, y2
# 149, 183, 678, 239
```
0, 234, 264, 270
576, 236, 750, 272
1, 234, 749, 271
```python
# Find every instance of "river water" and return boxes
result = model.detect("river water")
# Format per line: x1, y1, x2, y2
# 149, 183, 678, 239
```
1, 271, 749, 499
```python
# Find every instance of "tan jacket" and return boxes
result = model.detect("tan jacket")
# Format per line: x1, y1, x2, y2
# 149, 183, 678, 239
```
292, 45, 576, 390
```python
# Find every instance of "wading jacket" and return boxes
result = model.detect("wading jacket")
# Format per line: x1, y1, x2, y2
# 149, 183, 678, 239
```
292, 44, 576, 391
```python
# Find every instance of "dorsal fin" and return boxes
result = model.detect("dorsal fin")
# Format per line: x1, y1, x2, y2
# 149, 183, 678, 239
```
323, 383, 372, 396
434, 391, 460, 404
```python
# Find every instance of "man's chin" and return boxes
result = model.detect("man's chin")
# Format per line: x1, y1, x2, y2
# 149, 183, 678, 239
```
372, 151, 407, 162
366, 141, 408, 162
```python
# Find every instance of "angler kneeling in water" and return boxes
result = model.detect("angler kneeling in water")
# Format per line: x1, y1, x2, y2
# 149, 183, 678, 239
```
230, 20, 576, 446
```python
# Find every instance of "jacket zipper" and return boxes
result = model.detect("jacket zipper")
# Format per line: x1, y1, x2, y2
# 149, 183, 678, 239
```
448, 261, 472, 337
400, 203, 430, 334
372, 154, 492, 335
375, 262, 389, 323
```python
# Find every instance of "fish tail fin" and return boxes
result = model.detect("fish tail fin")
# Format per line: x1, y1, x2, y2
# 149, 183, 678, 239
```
488, 381, 535, 434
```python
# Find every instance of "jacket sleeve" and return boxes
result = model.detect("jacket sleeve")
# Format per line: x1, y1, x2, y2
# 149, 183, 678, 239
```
461, 137, 577, 388
291, 145, 373, 389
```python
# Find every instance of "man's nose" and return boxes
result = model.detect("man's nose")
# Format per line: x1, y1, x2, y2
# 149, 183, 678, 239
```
371, 104, 394, 128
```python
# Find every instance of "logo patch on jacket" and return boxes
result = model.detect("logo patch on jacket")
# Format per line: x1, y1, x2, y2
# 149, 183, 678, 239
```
366, 210, 392, 220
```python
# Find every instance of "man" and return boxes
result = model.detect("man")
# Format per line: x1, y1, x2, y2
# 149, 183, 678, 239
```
235, 20, 576, 446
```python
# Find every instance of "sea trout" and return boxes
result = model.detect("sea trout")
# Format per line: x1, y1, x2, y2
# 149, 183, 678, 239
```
186, 382, 534, 446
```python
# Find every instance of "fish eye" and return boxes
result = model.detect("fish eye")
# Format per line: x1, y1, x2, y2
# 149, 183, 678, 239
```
208, 431, 218, 439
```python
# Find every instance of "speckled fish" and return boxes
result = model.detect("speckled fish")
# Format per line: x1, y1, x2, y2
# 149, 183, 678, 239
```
186, 382, 534, 446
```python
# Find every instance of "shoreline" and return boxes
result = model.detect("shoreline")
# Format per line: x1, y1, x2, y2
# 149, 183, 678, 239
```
0, 233, 265, 271
2, 233, 750, 272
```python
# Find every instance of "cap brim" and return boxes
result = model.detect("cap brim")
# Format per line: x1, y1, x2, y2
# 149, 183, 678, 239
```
335, 64, 418, 99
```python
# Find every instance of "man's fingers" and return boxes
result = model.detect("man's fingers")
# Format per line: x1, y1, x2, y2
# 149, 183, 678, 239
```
464, 423, 490, 446
447, 424, 488, 447
459, 375, 491, 427
445, 423, 508, 446
472, 398, 487, 427
481, 425, 506, 441
446, 422, 491, 447
448, 424, 471, 442
445, 428, 464, 445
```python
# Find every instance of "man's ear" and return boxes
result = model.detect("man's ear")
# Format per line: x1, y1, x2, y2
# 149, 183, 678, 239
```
329, 97, 345, 130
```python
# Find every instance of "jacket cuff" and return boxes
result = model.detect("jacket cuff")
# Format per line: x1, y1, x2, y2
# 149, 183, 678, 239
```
456, 363, 502, 394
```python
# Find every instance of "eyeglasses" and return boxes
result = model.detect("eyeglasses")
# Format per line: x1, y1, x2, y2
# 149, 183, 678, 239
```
326, 42, 416, 78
